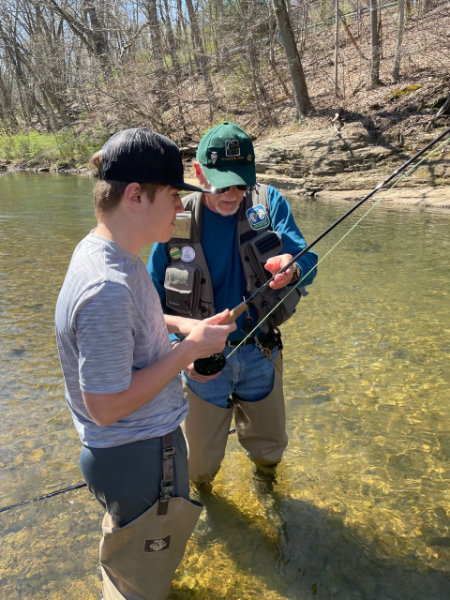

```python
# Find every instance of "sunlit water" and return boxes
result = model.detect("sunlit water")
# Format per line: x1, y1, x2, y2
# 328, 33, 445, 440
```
0, 172, 449, 599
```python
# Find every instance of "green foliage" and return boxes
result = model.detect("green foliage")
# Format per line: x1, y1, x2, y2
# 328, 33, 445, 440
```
386, 85, 422, 101
0, 129, 104, 169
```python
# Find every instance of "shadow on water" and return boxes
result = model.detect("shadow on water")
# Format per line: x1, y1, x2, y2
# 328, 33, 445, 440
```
175, 480, 450, 600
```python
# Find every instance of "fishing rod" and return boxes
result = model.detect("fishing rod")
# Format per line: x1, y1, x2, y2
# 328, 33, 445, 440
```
0, 482, 87, 514
193, 126, 450, 376
0, 428, 240, 513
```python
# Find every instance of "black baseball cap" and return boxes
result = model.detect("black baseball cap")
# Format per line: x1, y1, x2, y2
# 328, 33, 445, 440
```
100, 127, 203, 192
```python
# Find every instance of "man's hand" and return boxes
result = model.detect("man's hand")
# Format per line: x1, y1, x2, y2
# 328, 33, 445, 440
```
265, 254, 297, 289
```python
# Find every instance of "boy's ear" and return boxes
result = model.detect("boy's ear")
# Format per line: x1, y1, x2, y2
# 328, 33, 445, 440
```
124, 183, 144, 211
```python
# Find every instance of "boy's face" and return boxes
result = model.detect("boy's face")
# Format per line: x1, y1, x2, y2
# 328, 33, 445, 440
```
144, 185, 184, 243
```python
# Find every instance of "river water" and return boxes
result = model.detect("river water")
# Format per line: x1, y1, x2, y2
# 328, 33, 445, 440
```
0, 172, 449, 600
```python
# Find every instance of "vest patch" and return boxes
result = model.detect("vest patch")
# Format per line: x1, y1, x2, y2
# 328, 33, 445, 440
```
144, 535, 170, 552
181, 246, 195, 262
246, 204, 269, 230
169, 246, 182, 260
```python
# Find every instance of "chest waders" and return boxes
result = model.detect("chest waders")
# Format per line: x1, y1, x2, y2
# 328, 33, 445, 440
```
99, 433, 202, 600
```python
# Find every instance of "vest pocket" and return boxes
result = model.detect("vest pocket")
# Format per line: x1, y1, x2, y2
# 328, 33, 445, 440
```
164, 264, 201, 316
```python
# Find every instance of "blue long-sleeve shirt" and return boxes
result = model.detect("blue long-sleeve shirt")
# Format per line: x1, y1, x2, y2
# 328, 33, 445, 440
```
147, 185, 318, 340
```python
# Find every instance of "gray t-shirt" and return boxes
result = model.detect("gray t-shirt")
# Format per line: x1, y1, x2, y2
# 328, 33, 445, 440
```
55, 232, 187, 448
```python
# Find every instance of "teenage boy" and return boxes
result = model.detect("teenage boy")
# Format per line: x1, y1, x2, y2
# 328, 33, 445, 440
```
55, 127, 236, 600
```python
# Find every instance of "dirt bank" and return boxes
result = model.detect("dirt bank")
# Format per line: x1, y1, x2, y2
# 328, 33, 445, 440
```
251, 121, 450, 209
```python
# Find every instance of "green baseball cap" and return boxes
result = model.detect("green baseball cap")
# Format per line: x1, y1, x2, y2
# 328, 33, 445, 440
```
196, 121, 256, 188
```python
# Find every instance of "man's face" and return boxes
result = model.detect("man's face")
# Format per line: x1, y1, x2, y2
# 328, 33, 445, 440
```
203, 185, 246, 216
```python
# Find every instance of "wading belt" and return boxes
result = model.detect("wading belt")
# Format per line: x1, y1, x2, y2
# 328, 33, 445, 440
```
158, 433, 175, 515
225, 329, 283, 351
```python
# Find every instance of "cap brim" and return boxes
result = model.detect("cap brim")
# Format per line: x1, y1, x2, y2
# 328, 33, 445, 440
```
170, 181, 204, 193
201, 164, 256, 188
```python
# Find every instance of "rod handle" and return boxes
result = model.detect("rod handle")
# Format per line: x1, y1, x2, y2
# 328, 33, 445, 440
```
224, 301, 248, 323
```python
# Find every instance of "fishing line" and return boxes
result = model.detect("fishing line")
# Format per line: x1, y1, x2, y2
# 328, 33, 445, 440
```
227, 132, 450, 356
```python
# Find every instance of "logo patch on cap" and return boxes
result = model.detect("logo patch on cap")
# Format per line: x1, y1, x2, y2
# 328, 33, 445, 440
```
246, 204, 269, 230
225, 139, 241, 157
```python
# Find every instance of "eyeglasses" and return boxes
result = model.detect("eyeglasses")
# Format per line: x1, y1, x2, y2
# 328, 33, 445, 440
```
210, 185, 249, 194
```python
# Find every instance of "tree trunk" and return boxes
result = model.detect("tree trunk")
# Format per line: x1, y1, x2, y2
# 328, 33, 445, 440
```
145, 0, 169, 109
159, 0, 188, 134
271, 0, 312, 119
81, 1, 110, 73
422, 0, 435, 13
334, 0, 339, 97
269, 17, 289, 97
392, 0, 405, 83
369, 0, 381, 88
185, 0, 218, 121
241, 0, 272, 124
161, 0, 182, 76
215, 0, 229, 70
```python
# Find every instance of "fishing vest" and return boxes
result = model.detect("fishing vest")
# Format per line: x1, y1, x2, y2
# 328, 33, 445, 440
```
164, 184, 303, 333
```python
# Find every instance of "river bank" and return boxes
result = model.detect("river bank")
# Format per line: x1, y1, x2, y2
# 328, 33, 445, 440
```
158, 119, 450, 209
251, 121, 450, 209
2, 121, 449, 209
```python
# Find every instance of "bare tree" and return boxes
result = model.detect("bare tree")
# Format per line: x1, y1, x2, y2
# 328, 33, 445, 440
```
238, 0, 273, 124
214, 0, 229, 70
334, 0, 339, 97
160, 0, 188, 135
369, 0, 381, 88
37, 0, 113, 76
160, 0, 182, 76
392, 0, 405, 83
271, 0, 312, 119
185, 0, 218, 121
144, 0, 169, 109
0, 0, 447, 139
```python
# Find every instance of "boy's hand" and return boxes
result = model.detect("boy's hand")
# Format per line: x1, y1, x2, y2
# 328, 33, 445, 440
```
183, 310, 236, 380
183, 309, 235, 361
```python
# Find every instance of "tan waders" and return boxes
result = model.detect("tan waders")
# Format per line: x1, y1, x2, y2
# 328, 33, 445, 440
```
99, 433, 202, 600
182, 351, 287, 482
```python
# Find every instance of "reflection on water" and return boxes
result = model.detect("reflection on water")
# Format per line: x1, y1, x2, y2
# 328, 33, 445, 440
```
0, 172, 449, 599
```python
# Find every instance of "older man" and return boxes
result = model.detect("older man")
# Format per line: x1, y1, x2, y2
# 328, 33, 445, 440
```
148, 121, 318, 486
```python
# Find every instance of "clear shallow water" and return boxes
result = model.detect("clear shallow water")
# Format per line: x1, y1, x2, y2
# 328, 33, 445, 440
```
0, 172, 449, 599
